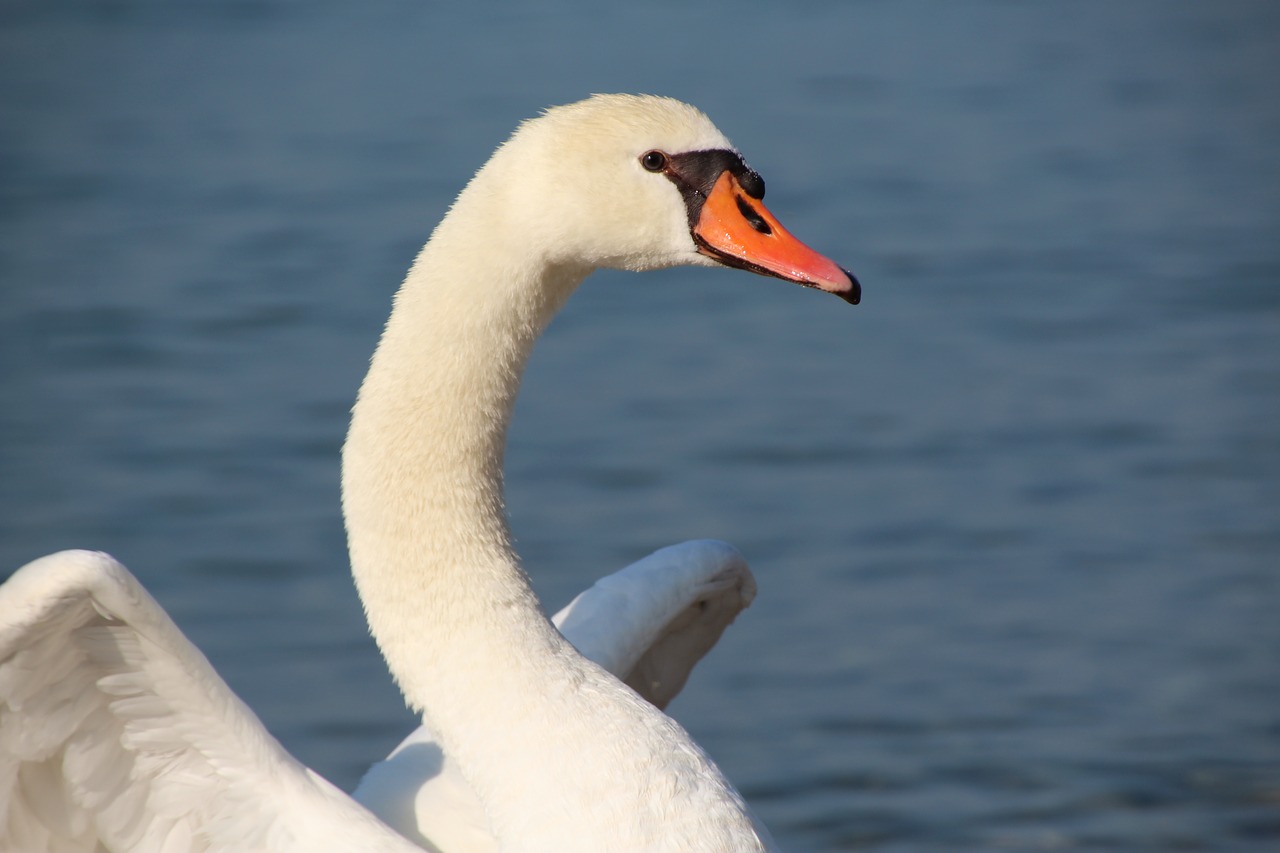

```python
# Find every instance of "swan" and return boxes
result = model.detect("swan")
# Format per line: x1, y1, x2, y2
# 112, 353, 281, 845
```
0, 94, 858, 851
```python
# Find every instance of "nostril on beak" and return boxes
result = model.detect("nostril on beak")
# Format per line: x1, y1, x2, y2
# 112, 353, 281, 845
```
735, 197, 772, 235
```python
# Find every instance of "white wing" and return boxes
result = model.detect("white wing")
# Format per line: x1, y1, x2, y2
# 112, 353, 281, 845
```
353, 539, 756, 850
0, 550, 417, 853
556, 539, 757, 710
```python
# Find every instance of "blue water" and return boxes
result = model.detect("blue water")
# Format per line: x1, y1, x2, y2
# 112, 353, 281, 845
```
2, 2, 1278, 849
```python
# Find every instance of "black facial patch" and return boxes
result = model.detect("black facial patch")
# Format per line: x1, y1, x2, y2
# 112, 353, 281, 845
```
659, 149, 766, 227
736, 169, 765, 200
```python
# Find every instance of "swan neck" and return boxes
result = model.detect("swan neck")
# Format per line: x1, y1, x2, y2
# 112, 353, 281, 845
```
339, 139, 765, 848
343, 218, 587, 701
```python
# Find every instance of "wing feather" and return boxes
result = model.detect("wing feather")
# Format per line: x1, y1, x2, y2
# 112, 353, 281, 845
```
556, 539, 756, 709
0, 550, 415, 853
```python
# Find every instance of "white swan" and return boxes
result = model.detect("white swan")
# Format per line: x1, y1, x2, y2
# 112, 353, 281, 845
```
0, 94, 857, 851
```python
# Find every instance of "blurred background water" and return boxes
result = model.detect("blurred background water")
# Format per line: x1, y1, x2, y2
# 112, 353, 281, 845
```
2, 1, 1278, 850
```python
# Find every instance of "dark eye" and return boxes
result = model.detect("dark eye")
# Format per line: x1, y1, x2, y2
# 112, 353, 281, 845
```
640, 150, 667, 172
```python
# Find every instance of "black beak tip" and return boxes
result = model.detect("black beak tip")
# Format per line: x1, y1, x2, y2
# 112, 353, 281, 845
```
840, 267, 861, 305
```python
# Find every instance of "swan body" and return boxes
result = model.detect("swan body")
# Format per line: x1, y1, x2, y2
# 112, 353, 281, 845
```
354, 539, 758, 850
1, 94, 857, 851
0, 541, 753, 852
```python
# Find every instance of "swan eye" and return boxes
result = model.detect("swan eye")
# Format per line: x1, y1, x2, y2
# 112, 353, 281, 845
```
640, 150, 668, 172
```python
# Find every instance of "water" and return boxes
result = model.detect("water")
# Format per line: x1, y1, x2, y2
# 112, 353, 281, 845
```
2, 2, 1278, 849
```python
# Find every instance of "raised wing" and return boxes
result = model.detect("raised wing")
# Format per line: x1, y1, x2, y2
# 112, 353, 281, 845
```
354, 539, 756, 849
556, 539, 756, 709
0, 550, 416, 853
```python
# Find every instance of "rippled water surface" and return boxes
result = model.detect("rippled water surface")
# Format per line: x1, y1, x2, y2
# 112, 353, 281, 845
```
2, 2, 1277, 850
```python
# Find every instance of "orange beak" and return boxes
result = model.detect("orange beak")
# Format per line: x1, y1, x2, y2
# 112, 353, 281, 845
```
693, 172, 860, 304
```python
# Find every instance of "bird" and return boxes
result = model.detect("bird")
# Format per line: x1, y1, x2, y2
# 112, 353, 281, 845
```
0, 93, 858, 852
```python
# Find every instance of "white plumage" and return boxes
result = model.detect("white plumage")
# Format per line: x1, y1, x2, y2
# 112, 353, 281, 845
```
1, 93, 854, 851
0, 549, 415, 852
354, 540, 757, 850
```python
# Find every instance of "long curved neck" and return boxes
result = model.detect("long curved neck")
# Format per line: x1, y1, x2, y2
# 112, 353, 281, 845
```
341, 169, 765, 850
343, 180, 586, 712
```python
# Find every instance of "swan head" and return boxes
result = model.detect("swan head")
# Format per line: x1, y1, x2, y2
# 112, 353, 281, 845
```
472, 94, 860, 305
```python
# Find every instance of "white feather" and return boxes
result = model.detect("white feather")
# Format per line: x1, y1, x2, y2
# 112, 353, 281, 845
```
0, 550, 419, 853
1, 93, 849, 850
354, 539, 757, 849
